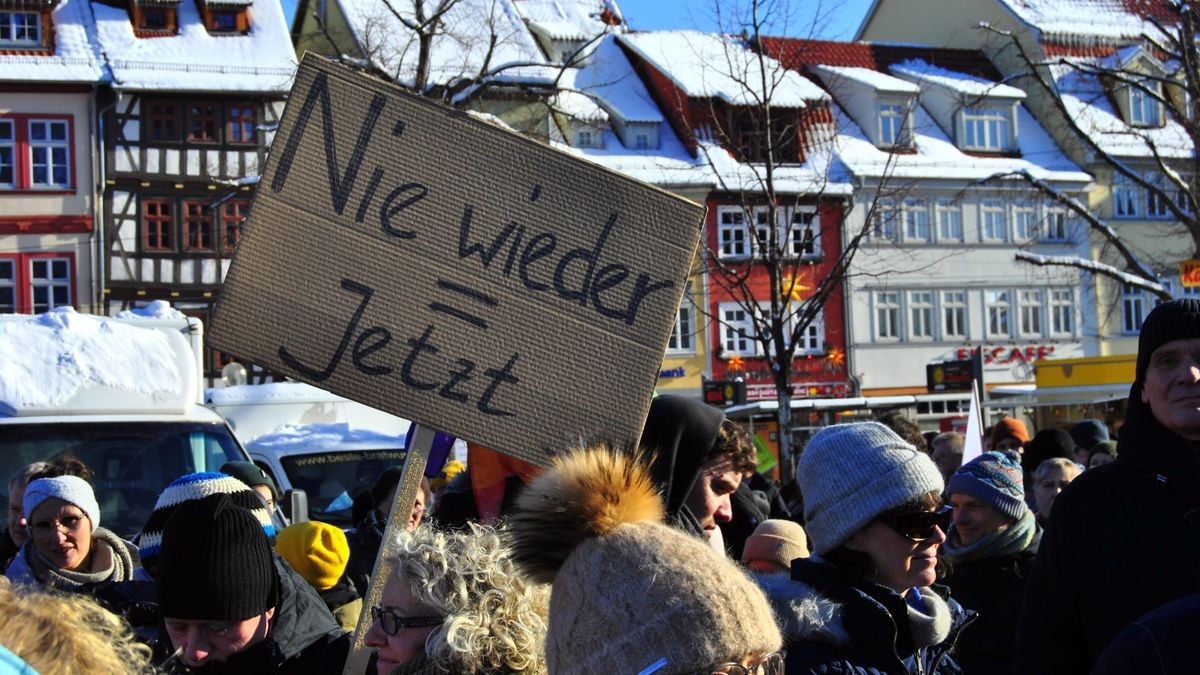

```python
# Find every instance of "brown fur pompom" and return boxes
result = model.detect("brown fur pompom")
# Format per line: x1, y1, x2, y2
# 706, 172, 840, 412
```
509, 445, 665, 583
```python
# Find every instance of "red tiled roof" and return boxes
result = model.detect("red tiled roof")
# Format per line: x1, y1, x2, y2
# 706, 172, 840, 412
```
760, 37, 1001, 81
1121, 0, 1179, 24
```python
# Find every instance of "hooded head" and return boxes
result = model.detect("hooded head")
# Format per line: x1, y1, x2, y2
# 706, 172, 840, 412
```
639, 395, 726, 517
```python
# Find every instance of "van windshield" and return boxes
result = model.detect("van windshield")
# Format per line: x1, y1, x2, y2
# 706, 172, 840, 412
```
278, 449, 408, 527
0, 422, 245, 540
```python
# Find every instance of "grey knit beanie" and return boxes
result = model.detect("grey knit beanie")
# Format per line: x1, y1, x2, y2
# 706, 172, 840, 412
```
797, 422, 944, 555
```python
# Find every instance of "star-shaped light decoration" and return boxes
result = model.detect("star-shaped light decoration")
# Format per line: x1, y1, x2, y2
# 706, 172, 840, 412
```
727, 355, 745, 373
827, 346, 845, 366
785, 270, 812, 302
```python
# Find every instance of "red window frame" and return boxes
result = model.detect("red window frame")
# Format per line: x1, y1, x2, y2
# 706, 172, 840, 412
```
0, 252, 75, 314
187, 101, 218, 143
183, 200, 214, 252
0, 113, 75, 192
146, 100, 181, 142
226, 103, 256, 145
221, 199, 249, 254
142, 198, 174, 251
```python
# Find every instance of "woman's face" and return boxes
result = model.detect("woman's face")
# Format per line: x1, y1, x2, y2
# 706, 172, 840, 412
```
364, 574, 440, 675
28, 498, 92, 571
848, 510, 946, 594
1035, 467, 1078, 519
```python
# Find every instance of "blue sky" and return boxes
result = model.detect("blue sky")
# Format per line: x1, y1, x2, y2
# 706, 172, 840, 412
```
283, 0, 876, 41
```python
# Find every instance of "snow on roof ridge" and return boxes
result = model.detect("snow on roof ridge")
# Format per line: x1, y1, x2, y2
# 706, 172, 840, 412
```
891, 58, 1025, 98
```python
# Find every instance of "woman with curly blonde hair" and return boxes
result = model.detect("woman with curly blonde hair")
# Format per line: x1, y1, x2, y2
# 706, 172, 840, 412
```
364, 523, 548, 674
0, 577, 156, 674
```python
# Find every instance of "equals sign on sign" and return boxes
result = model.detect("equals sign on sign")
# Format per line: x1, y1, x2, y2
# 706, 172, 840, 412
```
429, 279, 498, 329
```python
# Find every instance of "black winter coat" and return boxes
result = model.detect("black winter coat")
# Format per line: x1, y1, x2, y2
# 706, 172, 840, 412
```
156, 555, 350, 674
1014, 388, 1200, 674
1091, 592, 1200, 674
943, 537, 1037, 675
759, 559, 965, 675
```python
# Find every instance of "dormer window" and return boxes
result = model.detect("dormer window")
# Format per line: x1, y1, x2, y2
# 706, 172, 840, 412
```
961, 106, 1013, 152
878, 103, 907, 147
1129, 81, 1163, 127
576, 130, 593, 147
141, 8, 169, 30
131, 0, 179, 36
0, 10, 41, 48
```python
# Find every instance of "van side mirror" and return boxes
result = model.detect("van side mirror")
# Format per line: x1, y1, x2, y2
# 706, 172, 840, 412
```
285, 489, 309, 525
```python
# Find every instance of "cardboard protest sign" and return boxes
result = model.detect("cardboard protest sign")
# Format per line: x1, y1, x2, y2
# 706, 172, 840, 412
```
210, 54, 704, 467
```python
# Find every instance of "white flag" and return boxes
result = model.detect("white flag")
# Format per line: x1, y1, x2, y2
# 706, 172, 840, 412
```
962, 380, 984, 463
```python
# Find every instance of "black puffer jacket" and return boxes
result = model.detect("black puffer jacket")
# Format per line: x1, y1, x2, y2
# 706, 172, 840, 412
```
1092, 592, 1200, 674
157, 555, 349, 674
1014, 388, 1200, 674
758, 558, 964, 675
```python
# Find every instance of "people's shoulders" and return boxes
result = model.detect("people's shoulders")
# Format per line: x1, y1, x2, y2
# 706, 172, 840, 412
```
1093, 592, 1200, 675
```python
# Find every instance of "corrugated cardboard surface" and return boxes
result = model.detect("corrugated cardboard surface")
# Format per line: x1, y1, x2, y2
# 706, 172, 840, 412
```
211, 55, 704, 467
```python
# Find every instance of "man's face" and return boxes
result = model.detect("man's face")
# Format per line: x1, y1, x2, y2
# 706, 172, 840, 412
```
164, 609, 274, 668
1141, 338, 1200, 440
930, 442, 962, 482
949, 493, 1012, 546
682, 456, 744, 540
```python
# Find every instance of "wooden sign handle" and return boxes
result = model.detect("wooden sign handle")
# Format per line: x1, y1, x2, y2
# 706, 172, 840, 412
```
342, 424, 434, 675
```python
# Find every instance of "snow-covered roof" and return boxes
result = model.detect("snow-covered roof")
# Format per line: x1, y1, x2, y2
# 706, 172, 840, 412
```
810, 65, 919, 94
565, 34, 664, 124
0, 0, 104, 83
337, 0, 549, 90
705, 140, 855, 195
618, 30, 827, 107
514, 0, 617, 36
247, 423, 409, 453
1052, 60, 1193, 159
527, 19, 593, 42
891, 59, 1026, 99
999, 0, 1162, 43
552, 88, 609, 122
91, 0, 296, 92
832, 100, 1091, 183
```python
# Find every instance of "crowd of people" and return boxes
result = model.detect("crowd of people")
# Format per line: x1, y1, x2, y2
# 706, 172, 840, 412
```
0, 298, 1197, 674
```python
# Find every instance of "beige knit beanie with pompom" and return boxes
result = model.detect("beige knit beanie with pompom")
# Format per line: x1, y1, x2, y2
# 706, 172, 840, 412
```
509, 446, 781, 675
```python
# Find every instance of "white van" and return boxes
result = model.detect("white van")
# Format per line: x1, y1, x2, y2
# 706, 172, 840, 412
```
0, 306, 251, 539
207, 382, 412, 526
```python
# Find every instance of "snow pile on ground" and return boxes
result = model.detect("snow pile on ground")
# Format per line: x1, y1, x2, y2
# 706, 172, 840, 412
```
247, 423, 409, 452
0, 308, 182, 412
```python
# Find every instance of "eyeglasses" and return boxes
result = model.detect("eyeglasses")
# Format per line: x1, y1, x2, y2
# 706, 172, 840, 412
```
369, 605, 442, 636
28, 513, 86, 539
709, 651, 786, 675
878, 506, 951, 542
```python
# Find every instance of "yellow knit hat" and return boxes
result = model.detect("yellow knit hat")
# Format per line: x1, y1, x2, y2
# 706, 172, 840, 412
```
430, 459, 466, 492
275, 521, 350, 591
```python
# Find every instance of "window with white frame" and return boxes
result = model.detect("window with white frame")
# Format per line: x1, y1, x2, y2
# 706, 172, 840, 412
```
717, 207, 749, 258
909, 291, 934, 339
904, 199, 931, 242
1013, 203, 1038, 241
985, 289, 1011, 337
879, 103, 906, 147
1145, 171, 1172, 219
28, 120, 70, 189
752, 208, 773, 254
667, 281, 695, 353
941, 290, 967, 338
876, 291, 901, 340
1122, 283, 1147, 334
1050, 289, 1074, 335
1113, 174, 1140, 218
981, 200, 1008, 242
575, 130, 594, 147
794, 313, 824, 354
786, 207, 820, 257
30, 258, 70, 313
721, 303, 756, 356
871, 199, 899, 241
0, 120, 13, 188
0, 11, 40, 47
961, 107, 1011, 151
634, 133, 649, 149
1018, 289, 1044, 337
1161, 277, 1200, 298
1043, 204, 1069, 241
935, 199, 963, 241
1129, 80, 1163, 127
0, 259, 14, 313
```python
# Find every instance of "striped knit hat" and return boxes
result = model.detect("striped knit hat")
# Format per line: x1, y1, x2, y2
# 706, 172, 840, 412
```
138, 472, 275, 577
946, 450, 1028, 521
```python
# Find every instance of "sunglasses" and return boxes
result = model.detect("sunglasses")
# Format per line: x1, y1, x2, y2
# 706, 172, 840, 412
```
709, 651, 786, 674
878, 506, 951, 542
369, 605, 442, 636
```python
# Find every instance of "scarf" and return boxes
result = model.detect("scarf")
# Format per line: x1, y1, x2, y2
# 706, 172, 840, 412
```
17, 527, 136, 592
942, 510, 1036, 563
904, 586, 953, 649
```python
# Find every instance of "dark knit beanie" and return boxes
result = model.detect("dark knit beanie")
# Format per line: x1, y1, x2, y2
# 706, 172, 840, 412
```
1136, 298, 1200, 385
157, 493, 277, 621
1022, 428, 1075, 473
221, 461, 280, 500
1068, 419, 1109, 452
947, 450, 1028, 521
139, 472, 276, 578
